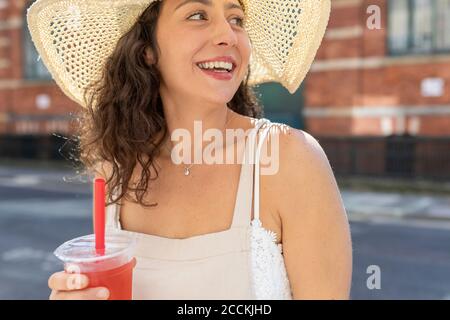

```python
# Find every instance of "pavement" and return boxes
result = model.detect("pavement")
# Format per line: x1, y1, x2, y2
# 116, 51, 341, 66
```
341, 190, 450, 222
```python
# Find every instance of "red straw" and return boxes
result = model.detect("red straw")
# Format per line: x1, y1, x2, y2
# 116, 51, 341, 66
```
94, 178, 106, 255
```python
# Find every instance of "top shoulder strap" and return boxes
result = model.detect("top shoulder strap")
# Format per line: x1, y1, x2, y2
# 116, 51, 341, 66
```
230, 117, 271, 228
252, 119, 273, 222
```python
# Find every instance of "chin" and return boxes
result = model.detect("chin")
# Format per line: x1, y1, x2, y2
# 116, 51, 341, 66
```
209, 91, 238, 103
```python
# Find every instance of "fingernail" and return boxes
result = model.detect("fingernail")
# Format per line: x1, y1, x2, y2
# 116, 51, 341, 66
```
96, 288, 109, 299
75, 275, 88, 289
68, 274, 88, 290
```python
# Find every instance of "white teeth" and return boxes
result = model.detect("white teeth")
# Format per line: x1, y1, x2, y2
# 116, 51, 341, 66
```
197, 61, 233, 71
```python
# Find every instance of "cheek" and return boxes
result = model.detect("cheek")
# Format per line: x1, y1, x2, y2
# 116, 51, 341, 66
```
168, 37, 201, 70
239, 36, 252, 62
158, 44, 191, 77
237, 39, 252, 75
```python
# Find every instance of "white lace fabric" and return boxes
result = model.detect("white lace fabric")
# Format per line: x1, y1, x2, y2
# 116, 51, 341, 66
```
249, 219, 293, 299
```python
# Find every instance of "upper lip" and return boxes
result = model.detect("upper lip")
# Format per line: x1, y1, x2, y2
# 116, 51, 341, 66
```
196, 56, 237, 70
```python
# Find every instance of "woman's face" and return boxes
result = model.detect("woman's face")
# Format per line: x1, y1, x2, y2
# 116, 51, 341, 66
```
151, 0, 251, 106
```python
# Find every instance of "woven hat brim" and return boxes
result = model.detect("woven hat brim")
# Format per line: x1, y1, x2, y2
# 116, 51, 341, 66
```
26, 0, 331, 107
27, 0, 155, 108
243, 0, 331, 94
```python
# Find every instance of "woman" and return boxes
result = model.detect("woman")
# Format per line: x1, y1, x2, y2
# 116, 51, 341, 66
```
28, 0, 352, 299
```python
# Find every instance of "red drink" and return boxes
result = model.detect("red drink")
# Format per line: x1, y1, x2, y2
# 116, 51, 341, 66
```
78, 258, 136, 300
54, 232, 137, 300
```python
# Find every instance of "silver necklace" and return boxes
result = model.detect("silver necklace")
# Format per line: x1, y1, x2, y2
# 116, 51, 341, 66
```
163, 109, 234, 176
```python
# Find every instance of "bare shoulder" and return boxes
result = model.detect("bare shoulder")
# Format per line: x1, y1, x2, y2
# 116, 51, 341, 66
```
240, 117, 326, 164
236, 118, 335, 217
265, 123, 341, 219
267, 123, 352, 299
272, 123, 328, 168
267, 123, 332, 183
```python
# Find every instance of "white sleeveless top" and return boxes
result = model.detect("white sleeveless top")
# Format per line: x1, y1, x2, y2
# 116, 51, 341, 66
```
105, 118, 293, 299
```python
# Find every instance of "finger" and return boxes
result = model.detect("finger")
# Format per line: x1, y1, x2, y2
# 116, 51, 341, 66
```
49, 287, 110, 300
48, 271, 89, 291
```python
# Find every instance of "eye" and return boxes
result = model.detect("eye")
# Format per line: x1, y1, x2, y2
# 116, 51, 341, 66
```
187, 11, 245, 27
187, 11, 207, 21
231, 16, 245, 27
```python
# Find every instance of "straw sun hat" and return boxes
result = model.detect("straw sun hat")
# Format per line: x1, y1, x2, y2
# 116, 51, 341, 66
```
26, 0, 331, 108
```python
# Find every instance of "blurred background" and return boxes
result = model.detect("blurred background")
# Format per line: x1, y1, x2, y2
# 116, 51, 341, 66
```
1, 0, 450, 299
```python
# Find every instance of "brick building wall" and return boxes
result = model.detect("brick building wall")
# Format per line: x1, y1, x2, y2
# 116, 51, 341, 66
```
0, 0, 79, 136
305, 0, 450, 137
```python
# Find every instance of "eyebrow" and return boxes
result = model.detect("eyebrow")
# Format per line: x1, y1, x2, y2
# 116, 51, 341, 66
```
175, 0, 244, 12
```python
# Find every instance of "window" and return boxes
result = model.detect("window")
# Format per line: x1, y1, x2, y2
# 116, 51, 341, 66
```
435, 0, 450, 50
388, 0, 410, 53
23, 3, 52, 80
388, 0, 450, 55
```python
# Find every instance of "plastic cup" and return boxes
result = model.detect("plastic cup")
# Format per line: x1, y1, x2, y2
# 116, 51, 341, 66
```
54, 231, 137, 300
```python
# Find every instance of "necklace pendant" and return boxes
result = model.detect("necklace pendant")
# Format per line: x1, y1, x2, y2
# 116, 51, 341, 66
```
184, 167, 190, 176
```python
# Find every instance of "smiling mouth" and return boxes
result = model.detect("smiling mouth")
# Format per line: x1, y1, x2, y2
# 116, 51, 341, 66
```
195, 63, 236, 74
196, 65, 236, 82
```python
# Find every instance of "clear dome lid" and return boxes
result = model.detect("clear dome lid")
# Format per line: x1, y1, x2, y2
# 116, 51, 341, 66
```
54, 231, 137, 265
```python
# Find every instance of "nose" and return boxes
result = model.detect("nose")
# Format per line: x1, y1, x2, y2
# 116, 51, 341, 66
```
211, 16, 238, 48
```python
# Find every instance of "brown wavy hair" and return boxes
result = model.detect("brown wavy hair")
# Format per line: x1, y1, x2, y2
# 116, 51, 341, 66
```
76, 0, 263, 208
